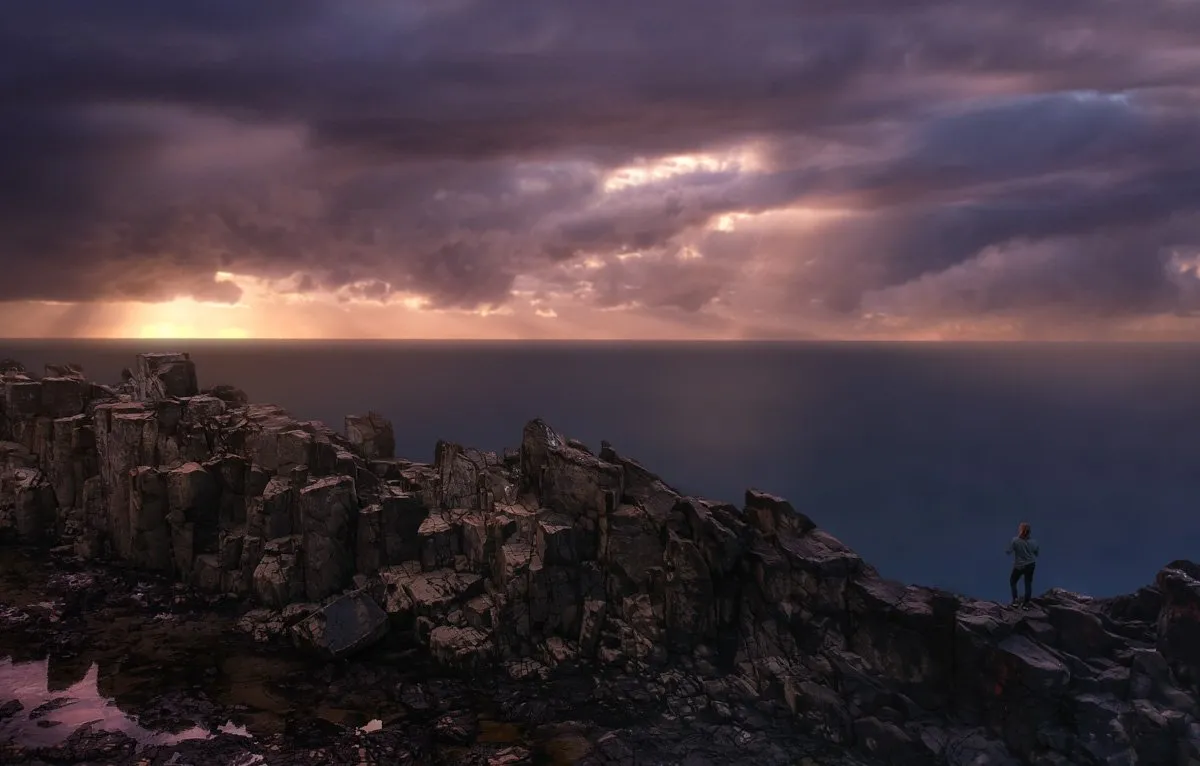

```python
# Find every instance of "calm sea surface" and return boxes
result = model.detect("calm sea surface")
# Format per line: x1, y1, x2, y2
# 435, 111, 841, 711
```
3, 340, 1199, 600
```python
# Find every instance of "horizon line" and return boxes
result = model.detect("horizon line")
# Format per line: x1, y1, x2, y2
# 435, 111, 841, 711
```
6, 337, 1200, 345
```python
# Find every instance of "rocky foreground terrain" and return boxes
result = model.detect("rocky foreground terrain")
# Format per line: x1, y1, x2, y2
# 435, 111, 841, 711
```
1, 352, 1200, 765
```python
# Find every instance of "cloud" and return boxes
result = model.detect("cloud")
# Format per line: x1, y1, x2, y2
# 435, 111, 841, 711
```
3, 0, 1200, 337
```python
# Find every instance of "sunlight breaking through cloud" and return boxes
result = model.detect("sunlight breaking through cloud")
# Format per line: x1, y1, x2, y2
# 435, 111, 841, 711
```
601, 147, 767, 193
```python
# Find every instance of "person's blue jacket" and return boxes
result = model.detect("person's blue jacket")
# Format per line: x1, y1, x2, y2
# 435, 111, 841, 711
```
1006, 537, 1039, 568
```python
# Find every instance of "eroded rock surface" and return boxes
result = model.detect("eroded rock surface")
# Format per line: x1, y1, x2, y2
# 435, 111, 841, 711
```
1, 354, 1199, 766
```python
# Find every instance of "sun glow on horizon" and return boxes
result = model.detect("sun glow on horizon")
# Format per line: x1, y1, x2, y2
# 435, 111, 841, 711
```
129, 294, 252, 339
136, 322, 251, 339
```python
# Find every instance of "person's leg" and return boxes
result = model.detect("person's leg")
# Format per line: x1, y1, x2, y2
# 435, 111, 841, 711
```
1021, 564, 1035, 605
1009, 567, 1021, 603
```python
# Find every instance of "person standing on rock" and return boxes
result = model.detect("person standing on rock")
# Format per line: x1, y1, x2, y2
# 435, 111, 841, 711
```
1006, 522, 1039, 608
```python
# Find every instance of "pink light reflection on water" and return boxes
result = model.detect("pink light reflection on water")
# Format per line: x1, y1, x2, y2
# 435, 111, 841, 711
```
0, 657, 222, 748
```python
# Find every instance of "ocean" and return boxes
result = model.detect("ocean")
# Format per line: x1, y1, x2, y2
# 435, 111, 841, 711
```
3, 339, 1198, 601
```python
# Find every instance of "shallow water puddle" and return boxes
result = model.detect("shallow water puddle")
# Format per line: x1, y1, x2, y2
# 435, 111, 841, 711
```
0, 656, 240, 748
359, 718, 383, 733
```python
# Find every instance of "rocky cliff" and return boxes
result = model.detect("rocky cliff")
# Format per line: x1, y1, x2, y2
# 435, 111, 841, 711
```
2, 352, 1199, 765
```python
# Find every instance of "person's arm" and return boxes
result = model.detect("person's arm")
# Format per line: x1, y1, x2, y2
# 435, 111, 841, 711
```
1004, 539, 1013, 555
1031, 541, 1040, 557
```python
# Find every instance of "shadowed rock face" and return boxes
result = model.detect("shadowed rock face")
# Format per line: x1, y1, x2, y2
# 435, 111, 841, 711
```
1, 354, 1198, 765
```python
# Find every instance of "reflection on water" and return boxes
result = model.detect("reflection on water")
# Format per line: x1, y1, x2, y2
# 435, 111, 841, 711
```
0, 549, 615, 762
0, 648, 591, 762
0, 657, 236, 748
0, 646, 401, 751
0, 546, 449, 757
0, 653, 406, 753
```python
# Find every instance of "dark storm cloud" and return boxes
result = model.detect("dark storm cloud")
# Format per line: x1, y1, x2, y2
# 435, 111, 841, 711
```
762, 92, 1200, 318
3, 0, 1200, 327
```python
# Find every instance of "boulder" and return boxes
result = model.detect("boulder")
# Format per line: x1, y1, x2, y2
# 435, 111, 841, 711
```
291, 590, 389, 659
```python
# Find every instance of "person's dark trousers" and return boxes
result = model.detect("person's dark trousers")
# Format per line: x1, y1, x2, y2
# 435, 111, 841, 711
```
1009, 564, 1035, 604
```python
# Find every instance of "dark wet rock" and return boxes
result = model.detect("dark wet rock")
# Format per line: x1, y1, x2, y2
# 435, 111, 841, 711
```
0, 699, 22, 721
487, 746, 533, 765
284, 715, 348, 748
399, 682, 433, 711
291, 590, 390, 659
36, 721, 139, 762
434, 709, 478, 744
142, 733, 261, 765
2, 352, 1200, 766
236, 601, 319, 644
27, 696, 72, 720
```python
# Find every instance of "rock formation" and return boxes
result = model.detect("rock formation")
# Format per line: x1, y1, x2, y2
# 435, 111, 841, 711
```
2, 352, 1199, 765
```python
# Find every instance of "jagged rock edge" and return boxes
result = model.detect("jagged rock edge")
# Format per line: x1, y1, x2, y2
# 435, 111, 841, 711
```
1, 353, 1199, 765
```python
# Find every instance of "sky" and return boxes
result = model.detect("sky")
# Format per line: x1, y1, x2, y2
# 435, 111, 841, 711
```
4, 1, 1200, 341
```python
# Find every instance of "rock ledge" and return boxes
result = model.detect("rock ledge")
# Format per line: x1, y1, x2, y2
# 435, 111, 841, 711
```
2, 353, 1199, 765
